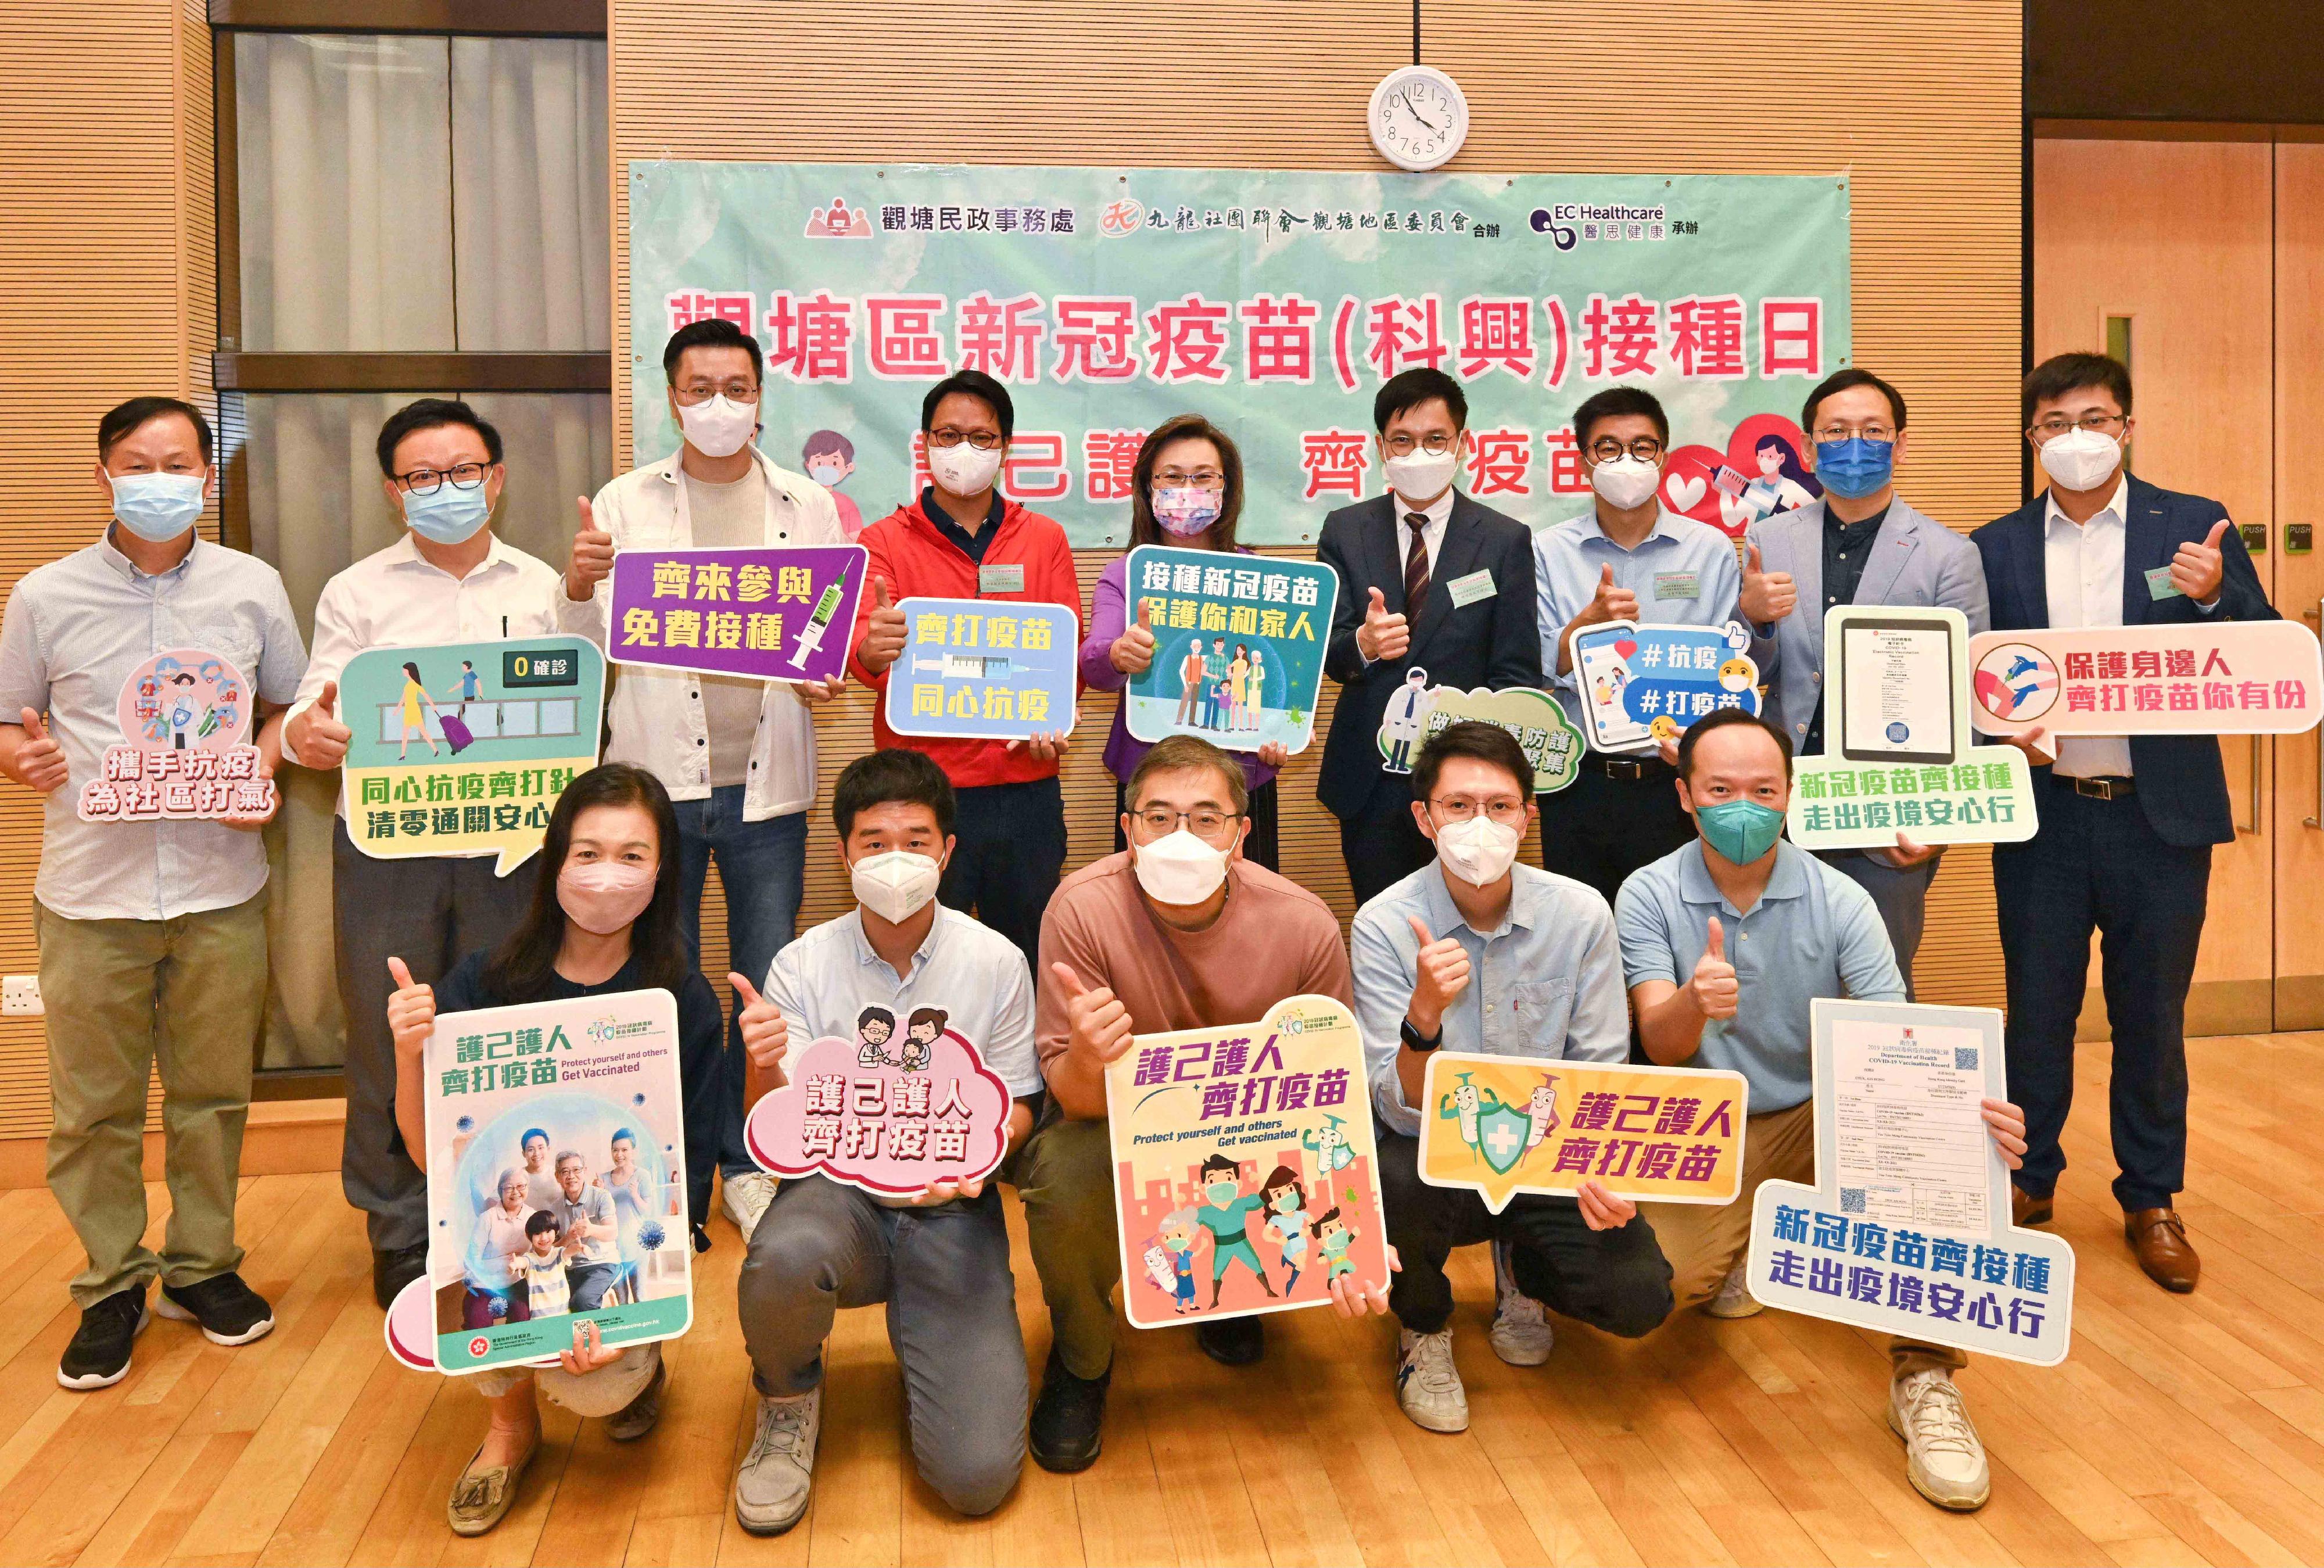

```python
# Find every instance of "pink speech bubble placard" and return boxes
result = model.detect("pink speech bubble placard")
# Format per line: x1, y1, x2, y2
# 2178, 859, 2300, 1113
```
744, 1019, 1012, 1198
1967, 623, 2324, 738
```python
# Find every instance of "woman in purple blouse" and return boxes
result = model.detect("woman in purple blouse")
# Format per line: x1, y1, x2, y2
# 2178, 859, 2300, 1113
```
1078, 414, 1289, 869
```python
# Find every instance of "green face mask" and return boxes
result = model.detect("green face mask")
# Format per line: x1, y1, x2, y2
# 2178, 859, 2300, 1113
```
1695, 797, 1785, 865
1270, 1189, 1298, 1213
1206, 1181, 1238, 1206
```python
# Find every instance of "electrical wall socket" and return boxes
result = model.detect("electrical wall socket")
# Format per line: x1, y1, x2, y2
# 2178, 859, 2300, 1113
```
2, 976, 41, 1017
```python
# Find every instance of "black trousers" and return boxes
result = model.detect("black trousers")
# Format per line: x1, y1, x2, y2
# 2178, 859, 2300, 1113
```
1335, 790, 1436, 907
1376, 1131, 1673, 1338
1113, 778, 1279, 872
1536, 762, 1697, 908
939, 776, 1068, 975
1994, 783, 2210, 1212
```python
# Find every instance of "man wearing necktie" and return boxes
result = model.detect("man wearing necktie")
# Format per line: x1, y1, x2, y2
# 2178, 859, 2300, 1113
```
1317, 368, 1542, 904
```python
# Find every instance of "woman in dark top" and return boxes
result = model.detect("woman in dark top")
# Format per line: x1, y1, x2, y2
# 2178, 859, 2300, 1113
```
387, 762, 725, 1536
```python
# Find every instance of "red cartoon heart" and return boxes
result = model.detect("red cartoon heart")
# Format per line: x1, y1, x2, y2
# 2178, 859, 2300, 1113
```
1613, 638, 1638, 660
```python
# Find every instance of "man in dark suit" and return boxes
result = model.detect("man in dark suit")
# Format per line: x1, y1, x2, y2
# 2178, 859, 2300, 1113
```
1317, 368, 1541, 905
1974, 351, 2273, 1295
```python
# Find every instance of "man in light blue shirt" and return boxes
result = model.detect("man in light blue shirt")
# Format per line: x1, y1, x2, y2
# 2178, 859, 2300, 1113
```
1350, 722, 1670, 1436
732, 749, 1042, 1535
1616, 706, 2030, 1515
1533, 386, 1743, 907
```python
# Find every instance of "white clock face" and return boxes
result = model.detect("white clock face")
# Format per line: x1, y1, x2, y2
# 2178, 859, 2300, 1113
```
1369, 67, 1468, 173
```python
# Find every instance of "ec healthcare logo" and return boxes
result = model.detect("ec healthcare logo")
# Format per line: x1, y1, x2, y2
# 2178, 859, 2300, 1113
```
1532, 202, 1695, 248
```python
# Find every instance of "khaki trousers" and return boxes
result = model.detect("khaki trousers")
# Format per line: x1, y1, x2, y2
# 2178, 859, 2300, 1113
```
1642, 1099, 1966, 1379
37, 892, 267, 1307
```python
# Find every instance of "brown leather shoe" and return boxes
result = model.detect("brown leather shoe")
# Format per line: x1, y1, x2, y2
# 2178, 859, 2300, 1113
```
2125, 1208, 2199, 1293
2011, 1186, 2053, 1228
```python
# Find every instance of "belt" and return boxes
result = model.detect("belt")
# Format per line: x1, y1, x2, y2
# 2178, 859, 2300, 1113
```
2049, 773, 2136, 800
1590, 755, 1676, 783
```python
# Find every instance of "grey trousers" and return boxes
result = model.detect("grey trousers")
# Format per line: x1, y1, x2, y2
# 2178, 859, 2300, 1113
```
1823, 849, 1939, 1000
738, 1175, 1026, 1517
333, 820, 537, 1252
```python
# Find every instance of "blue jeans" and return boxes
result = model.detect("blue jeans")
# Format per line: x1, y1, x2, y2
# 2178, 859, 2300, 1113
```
671, 787, 806, 1180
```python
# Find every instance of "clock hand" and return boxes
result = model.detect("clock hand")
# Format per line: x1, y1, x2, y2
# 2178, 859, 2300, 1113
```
1398, 89, 1441, 133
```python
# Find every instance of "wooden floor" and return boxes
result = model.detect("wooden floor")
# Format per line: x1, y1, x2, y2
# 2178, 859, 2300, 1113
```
9, 1032, 2324, 1566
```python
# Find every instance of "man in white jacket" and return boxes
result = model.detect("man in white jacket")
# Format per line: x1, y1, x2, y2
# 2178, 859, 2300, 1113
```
560, 318, 848, 1242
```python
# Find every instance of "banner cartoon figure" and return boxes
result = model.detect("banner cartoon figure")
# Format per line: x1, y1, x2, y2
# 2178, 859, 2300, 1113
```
1417, 1053, 1749, 1214
607, 544, 867, 686
1787, 607, 2038, 852
1568, 620, 1760, 752
1123, 546, 1336, 753
1742, 999, 2075, 1366
1105, 995, 1390, 1328
424, 989, 694, 1375
77, 647, 276, 824
1375, 670, 1584, 792
338, 636, 605, 874
881, 597, 1080, 743
745, 1007, 1014, 1197
1966, 622, 2324, 738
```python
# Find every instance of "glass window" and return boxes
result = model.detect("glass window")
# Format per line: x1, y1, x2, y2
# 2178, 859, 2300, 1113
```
451, 39, 611, 350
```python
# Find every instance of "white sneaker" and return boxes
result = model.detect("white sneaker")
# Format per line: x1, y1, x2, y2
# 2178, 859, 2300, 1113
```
1888, 1369, 1991, 1510
1487, 1240, 1555, 1366
734, 1384, 822, 1535
1703, 1261, 1763, 1319
722, 1171, 780, 1242
1395, 1328, 1470, 1434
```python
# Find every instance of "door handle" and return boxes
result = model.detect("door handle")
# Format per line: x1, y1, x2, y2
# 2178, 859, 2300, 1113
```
2241, 734, 2262, 834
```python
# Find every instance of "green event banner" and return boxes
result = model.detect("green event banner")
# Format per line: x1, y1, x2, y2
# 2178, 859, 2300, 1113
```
627, 163, 1852, 548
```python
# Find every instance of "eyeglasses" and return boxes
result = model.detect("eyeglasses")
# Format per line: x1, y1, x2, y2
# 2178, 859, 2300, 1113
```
394, 463, 490, 494
2028, 412, 2127, 439
1133, 806, 1242, 840
1812, 425, 1896, 444
1587, 436, 1665, 463
1383, 433, 1458, 457
1154, 469, 1225, 488
928, 428, 1003, 451
1429, 795, 1527, 825
674, 380, 759, 404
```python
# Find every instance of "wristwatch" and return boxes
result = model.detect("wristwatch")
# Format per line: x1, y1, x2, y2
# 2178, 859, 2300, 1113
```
1399, 1017, 1443, 1054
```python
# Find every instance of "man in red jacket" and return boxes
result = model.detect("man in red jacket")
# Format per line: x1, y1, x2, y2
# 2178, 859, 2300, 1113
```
851, 369, 1080, 971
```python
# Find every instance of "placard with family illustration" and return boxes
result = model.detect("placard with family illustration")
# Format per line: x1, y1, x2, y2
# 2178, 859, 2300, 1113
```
1122, 546, 1337, 756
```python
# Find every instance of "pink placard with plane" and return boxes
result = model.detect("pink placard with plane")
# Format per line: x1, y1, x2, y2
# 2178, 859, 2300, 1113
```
1968, 623, 2324, 738
744, 1010, 1012, 1198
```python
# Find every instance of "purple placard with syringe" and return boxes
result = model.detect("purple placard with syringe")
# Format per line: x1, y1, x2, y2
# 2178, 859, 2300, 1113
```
604, 544, 868, 684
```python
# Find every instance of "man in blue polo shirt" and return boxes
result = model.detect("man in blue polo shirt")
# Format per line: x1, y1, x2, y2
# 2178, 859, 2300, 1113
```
1616, 706, 2029, 1513
1533, 386, 1743, 906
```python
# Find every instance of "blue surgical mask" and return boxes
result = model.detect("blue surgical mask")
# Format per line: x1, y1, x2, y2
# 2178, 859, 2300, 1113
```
401, 480, 493, 545
1696, 798, 1785, 866
108, 472, 207, 541
1814, 438, 1895, 500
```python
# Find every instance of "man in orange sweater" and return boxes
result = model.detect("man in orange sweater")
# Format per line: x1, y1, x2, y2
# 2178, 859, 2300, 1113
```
849, 369, 1081, 971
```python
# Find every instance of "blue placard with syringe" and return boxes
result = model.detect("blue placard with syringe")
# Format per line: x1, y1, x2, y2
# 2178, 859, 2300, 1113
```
881, 596, 1079, 742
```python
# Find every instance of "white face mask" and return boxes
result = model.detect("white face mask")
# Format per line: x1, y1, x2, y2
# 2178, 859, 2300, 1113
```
1383, 448, 1458, 505
1432, 814, 1523, 887
2038, 426, 2123, 493
1591, 455, 1662, 511
928, 440, 1004, 496
851, 849, 942, 925
676, 394, 758, 458
1132, 827, 1230, 906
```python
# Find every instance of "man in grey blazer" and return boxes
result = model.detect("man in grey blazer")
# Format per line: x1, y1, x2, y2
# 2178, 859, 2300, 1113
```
1740, 369, 1989, 995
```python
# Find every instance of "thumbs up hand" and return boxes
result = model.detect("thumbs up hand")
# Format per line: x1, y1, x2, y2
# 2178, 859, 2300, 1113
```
1737, 539, 1797, 625
566, 496, 615, 601
286, 680, 352, 770
1405, 915, 1472, 1038
1690, 916, 1739, 1021
859, 576, 908, 674
1357, 584, 1411, 663
1111, 599, 1158, 674
1583, 563, 1639, 628
10, 708, 66, 795
2170, 517, 2232, 604
732, 971, 790, 1079
386, 956, 436, 1059
1054, 960, 1134, 1066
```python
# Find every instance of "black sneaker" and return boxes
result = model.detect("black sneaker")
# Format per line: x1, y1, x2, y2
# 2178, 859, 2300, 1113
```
157, 1272, 275, 1346
372, 1243, 428, 1311
1028, 1345, 1109, 1473
58, 1285, 149, 1390
1195, 1313, 1265, 1366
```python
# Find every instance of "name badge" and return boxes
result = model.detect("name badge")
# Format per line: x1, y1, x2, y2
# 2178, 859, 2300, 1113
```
2143, 565, 2184, 601
1653, 571, 1701, 601
978, 563, 1025, 595
1446, 569, 1495, 608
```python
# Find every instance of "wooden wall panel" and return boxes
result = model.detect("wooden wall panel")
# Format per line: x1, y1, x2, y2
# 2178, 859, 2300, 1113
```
0, 2, 216, 1135
609, 0, 2024, 1004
